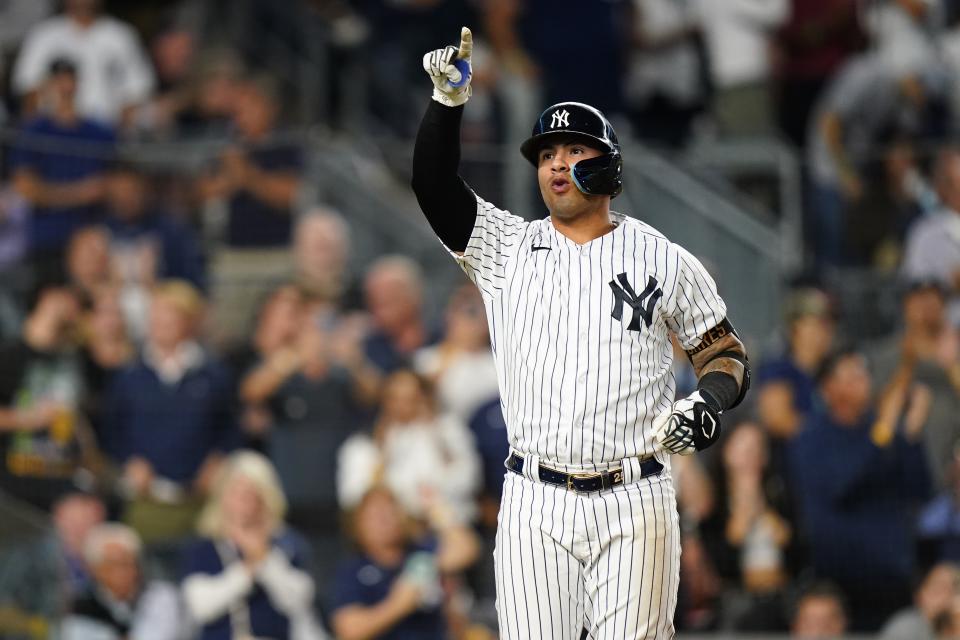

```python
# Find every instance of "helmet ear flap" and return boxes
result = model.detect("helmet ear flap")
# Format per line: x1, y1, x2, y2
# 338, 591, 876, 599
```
572, 152, 623, 198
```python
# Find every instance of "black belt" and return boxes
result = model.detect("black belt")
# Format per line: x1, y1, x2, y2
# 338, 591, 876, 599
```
505, 452, 663, 493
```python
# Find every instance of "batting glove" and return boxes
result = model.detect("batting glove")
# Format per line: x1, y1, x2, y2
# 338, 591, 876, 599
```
423, 26, 473, 107
653, 390, 722, 456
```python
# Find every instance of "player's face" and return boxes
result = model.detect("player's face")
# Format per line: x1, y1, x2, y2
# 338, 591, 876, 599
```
537, 142, 605, 221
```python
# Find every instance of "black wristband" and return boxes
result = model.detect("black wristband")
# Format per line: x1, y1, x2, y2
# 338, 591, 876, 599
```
697, 371, 739, 412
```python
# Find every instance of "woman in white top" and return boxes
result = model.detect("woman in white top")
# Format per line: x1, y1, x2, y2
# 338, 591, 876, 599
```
337, 369, 482, 524
180, 451, 326, 640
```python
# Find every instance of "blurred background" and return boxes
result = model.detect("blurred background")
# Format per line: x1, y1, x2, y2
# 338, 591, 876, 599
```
0, 0, 960, 638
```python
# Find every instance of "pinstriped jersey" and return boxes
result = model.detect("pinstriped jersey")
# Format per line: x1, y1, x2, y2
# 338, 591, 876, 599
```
445, 195, 727, 469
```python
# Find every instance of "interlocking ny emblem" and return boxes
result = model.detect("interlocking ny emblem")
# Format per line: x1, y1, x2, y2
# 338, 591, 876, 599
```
609, 273, 663, 331
550, 109, 570, 129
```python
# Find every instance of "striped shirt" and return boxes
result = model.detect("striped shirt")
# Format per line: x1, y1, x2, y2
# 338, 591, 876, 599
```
444, 195, 727, 469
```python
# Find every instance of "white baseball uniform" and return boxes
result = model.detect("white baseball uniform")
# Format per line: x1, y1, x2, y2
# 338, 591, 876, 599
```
444, 195, 728, 639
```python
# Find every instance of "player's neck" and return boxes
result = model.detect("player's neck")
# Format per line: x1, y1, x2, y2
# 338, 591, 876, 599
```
550, 207, 616, 245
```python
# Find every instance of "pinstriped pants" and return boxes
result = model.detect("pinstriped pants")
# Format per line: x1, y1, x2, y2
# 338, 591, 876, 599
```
494, 468, 680, 639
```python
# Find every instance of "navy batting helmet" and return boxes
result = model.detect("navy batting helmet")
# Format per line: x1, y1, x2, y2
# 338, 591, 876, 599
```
520, 102, 622, 198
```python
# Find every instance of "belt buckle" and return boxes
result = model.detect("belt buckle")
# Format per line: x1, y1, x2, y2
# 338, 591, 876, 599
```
567, 472, 600, 492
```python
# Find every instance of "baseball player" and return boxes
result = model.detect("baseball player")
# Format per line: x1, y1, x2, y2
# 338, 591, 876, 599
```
412, 28, 750, 639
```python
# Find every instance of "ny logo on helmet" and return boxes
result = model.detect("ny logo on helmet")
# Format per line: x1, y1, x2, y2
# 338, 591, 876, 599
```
550, 109, 570, 129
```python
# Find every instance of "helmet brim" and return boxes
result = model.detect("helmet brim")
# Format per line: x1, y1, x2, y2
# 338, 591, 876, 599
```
520, 131, 613, 166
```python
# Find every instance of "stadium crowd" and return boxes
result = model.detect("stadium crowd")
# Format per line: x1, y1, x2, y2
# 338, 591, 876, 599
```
2, 0, 960, 639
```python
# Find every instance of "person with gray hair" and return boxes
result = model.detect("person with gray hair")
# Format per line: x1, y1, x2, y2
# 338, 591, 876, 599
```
903, 147, 960, 326
362, 255, 432, 374
62, 522, 186, 640
293, 207, 354, 311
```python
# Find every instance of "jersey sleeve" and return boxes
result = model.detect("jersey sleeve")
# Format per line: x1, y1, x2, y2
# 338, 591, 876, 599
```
665, 246, 728, 351
444, 194, 528, 299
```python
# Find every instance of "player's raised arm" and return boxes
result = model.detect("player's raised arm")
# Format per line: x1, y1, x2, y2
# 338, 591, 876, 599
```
411, 27, 478, 253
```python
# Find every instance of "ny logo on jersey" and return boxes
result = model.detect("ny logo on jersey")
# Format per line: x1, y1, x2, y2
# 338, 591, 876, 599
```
609, 273, 663, 331
550, 109, 570, 129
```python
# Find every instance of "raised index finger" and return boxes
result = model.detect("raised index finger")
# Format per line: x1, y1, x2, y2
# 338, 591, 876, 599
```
457, 26, 473, 60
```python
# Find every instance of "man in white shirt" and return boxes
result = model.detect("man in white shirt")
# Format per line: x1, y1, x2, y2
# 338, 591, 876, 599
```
695, 0, 789, 136
903, 147, 960, 326
13, 0, 155, 125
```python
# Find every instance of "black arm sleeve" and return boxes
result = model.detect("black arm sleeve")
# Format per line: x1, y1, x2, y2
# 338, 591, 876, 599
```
411, 101, 478, 252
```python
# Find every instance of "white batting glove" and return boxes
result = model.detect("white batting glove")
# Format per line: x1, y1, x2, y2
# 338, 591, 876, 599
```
423, 26, 473, 107
653, 390, 722, 456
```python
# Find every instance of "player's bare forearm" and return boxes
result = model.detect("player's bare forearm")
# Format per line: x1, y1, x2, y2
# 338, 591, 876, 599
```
686, 321, 749, 411
694, 335, 746, 385
688, 328, 746, 382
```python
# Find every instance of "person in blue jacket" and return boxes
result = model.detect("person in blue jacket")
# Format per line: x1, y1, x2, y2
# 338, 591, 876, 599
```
790, 347, 932, 632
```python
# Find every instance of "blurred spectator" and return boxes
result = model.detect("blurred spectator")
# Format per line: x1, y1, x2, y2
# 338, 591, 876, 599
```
413, 283, 498, 423
790, 582, 849, 639
79, 287, 133, 440
866, 0, 943, 67
123, 22, 194, 137
773, 0, 863, 148
0, 0, 52, 113
131, 46, 244, 140
170, 48, 244, 139
846, 134, 933, 267
62, 523, 186, 640
200, 75, 303, 345
230, 285, 307, 447
104, 162, 206, 292
936, 597, 960, 638
880, 562, 959, 640
700, 422, 792, 632
0, 178, 30, 277
234, 283, 371, 605
918, 446, 960, 564
102, 161, 206, 342
696, 0, 789, 137
755, 288, 835, 471
363, 255, 433, 373
806, 50, 939, 267
790, 348, 931, 630
239, 292, 378, 518
903, 147, 960, 326
12, 0, 155, 125
181, 450, 322, 640
0, 287, 94, 510
9, 59, 115, 288
292, 207, 356, 313
52, 491, 107, 599
485, 0, 625, 114
103, 281, 236, 543
625, 0, 710, 148
869, 281, 960, 490
672, 453, 721, 631
65, 226, 113, 304
940, 16, 960, 132
330, 486, 479, 640
337, 370, 481, 524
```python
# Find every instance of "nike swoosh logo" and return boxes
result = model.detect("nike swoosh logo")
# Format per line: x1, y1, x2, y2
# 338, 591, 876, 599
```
531, 246, 551, 252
